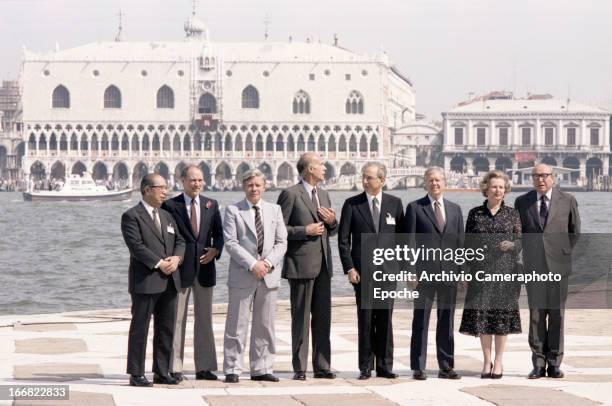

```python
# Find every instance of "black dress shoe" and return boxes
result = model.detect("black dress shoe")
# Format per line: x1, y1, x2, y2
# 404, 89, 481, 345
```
358, 371, 371, 380
129, 375, 153, 387
376, 371, 398, 379
225, 374, 239, 383
153, 373, 179, 385
438, 369, 461, 379
481, 363, 493, 379
313, 370, 336, 379
293, 371, 306, 380
196, 370, 218, 381
528, 367, 546, 379
170, 372, 184, 382
251, 373, 279, 382
490, 366, 503, 379
547, 366, 564, 378
413, 370, 427, 380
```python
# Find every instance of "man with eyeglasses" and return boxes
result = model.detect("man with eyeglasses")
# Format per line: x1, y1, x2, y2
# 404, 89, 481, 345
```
515, 163, 581, 379
121, 174, 185, 387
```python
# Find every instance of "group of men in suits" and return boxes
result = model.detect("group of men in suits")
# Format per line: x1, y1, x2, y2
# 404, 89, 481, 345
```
120, 157, 579, 385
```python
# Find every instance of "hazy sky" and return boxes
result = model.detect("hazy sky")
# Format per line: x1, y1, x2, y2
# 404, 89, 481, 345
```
1, 0, 611, 119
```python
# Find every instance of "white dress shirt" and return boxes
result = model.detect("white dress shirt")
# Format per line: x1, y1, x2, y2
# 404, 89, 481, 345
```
427, 194, 446, 223
302, 181, 320, 208
536, 189, 553, 213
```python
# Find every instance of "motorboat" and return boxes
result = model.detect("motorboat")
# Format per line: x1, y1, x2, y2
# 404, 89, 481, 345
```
23, 173, 132, 202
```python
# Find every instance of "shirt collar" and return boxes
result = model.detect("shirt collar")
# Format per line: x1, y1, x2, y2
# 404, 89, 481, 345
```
183, 193, 199, 206
427, 194, 444, 205
141, 200, 156, 216
537, 189, 553, 201
366, 190, 383, 205
246, 199, 263, 211
302, 181, 317, 196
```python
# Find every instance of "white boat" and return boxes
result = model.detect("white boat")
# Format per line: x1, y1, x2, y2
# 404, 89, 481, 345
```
23, 173, 132, 202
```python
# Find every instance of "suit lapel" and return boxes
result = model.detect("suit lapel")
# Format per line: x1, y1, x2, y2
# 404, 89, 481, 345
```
262, 201, 274, 245
137, 202, 164, 244
442, 198, 452, 233
356, 193, 377, 233
298, 182, 320, 221
545, 189, 561, 231
378, 193, 392, 233
421, 197, 441, 233
198, 195, 211, 240
237, 199, 258, 238
528, 191, 543, 232
176, 194, 196, 239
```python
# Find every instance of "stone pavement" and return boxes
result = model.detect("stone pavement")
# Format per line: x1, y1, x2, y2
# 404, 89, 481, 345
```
0, 297, 611, 406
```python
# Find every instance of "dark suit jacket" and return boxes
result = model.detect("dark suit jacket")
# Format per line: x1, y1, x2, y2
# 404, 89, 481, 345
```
278, 182, 338, 279
162, 194, 223, 288
514, 188, 581, 277
404, 195, 465, 282
121, 202, 185, 294
338, 192, 405, 274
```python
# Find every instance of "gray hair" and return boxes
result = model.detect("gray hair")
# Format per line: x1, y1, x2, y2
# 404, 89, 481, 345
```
180, 164, 202, 179
362, 161, 387, 180
241, 168, 266, 184
480, 170, 511, 197
296, 152, 320, 176
424, 166, 445, 182
140, 173, 163, 194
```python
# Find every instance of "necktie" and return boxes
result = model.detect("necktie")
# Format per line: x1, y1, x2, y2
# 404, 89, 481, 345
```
152, 208, 162, 235
372, 196, 380, 233
190, 199, 199, 238
254, 205, 264, 257
540, 195, 548, 228
312, 188, 321, 220
434, 201, 445, 232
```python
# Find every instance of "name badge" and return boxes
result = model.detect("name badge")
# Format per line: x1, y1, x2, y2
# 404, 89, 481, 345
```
167, 225, 175, 234
385, 213, 396, 225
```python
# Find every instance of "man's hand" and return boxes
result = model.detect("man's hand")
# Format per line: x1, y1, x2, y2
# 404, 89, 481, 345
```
407, 279, 418, 290
306, 222, 325, 236
200, 247, 219, 264
348, 269, 360, 284
159, 260, 174, 275
499, 240, 515, 252
317, 207, 336, 225
251, 260, 269, 279
165, 256, 181, 273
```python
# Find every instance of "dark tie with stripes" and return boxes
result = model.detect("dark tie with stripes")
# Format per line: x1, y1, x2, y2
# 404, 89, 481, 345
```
540, 195, 548, 228
254, 205, 264, 257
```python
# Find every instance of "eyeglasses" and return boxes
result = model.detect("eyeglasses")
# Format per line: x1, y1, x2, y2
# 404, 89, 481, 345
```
532, 173, 552, 180
149, 185, 169, 190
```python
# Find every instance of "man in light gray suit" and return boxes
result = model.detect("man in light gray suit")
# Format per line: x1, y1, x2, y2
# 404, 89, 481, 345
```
222, 169, 288, 383
277, 152, 338, 380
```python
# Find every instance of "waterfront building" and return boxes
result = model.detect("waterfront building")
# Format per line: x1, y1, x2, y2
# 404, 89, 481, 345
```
0, 80, 24, 186
20, 9, 415, 190
441, 91, 611, 186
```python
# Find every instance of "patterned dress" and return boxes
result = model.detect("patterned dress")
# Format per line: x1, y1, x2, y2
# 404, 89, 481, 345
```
459, 201, 522, 337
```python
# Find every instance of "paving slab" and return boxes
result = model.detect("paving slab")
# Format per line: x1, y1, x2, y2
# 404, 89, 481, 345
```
564, 356, 612, 368
461, 384, 601, 406
294, 393, 398, 406
15, 338, 88, 355
13, 363, 104, 382
12, 390, 115, 406
13, 323, 77, 332
204, 395, 300, 406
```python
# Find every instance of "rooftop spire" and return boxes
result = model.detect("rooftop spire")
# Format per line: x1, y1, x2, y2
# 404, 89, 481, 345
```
114, 10, 124, 42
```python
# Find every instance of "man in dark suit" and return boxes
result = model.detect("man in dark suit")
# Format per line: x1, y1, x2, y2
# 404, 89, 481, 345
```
162, 165, 224, 382
277, 152, 338, 380
515, 163, 580, 379
121, 174, 185, 387
405, 166, 464, 381
338, 162, 405, 380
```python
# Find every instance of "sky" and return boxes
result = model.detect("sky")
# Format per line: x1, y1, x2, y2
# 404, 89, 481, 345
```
1, 0, 611, 120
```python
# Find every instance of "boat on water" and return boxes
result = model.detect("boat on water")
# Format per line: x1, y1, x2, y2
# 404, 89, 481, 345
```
23, 173, 132, 202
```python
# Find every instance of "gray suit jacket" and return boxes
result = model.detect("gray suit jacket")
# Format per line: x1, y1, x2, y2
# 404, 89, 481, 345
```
515, 188, 581, 277
121, 202, 185, 294
278, 182, 338, 279
223, 198, 288, 289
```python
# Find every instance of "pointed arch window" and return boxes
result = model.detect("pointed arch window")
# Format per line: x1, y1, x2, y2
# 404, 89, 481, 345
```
104, 85, 122, 108
241, 85, 260, 109
156, 85, 175, 108
198, 93, 217, 114
292, 90, 311, 114
345, 90, 364, 114
52, 85, 70, 108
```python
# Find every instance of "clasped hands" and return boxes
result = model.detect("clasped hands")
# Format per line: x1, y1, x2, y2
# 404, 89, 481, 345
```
159, 256, 181, 275
251, 260, 271, 279
306, 207, 336, 236
199, 247, 219, 264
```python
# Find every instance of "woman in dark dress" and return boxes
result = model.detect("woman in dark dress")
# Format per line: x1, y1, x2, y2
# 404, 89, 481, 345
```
459, 170, 522, 379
